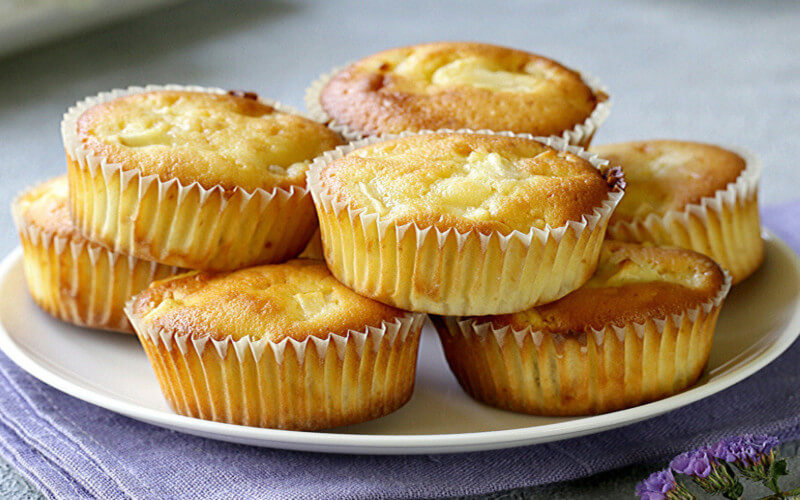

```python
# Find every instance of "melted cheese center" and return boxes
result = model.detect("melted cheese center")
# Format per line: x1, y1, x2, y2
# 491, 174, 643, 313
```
350, 148, 553, 222
428, 58, 546, 93
325, 134, 609, 232
585, 248, 706, 290
84, 93, 321, 178
592, 141, 746, 218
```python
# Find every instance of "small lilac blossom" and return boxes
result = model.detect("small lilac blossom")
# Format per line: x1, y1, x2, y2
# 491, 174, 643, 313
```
710, 434, 779, 466
670, 447, 713, 478
635, 468, 676, 500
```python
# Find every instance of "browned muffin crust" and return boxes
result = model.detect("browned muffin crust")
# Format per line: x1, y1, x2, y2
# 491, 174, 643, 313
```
76, 90, 344, 192
320, 42, 602, 136
482, 241, 726, 333
129, 259, 407, 343
591, 140, 747, 222
15, 176, 82, 239
318, 133, 619, 234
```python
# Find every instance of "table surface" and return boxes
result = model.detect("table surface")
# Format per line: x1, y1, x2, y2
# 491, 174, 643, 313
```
0, 0, 798, 497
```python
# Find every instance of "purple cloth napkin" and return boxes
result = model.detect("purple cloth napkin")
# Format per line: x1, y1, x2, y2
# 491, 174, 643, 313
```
0, 202, 799, 500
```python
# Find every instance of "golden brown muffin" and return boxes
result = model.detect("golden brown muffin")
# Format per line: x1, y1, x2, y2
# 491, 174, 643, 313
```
310, 42, 608, 145
12, 176, 180, 333
433, 241, 731, 416
63, 86, 344, 271
126, 259, 425, 430
308, 132, 625, 315
77, 90, 342, 193
592, 140, 762, 284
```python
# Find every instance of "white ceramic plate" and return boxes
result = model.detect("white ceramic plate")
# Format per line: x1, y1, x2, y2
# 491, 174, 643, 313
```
1, 233, 799, 455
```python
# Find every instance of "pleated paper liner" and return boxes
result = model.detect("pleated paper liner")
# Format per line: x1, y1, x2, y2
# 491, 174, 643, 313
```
12, 200, 181, 333
306, 130, 625, 315
125, 307, 426, 430
432, 270, 732, 416
606, 146, 763, 285
61, 84, 326, 271
298, 228, 324, 260
304, 62, 611, 146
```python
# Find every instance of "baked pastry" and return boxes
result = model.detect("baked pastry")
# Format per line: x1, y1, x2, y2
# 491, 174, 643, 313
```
62, 85, 344, 271
433, 241, 731, 416
126, 259, 425, 430
592, 140, 762, 284
307, 131, 625, 315
307, 42, 609, 145
12, 176, 179, 333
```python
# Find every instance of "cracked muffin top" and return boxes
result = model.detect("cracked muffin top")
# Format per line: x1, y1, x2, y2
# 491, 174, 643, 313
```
591, 140, 746, 222
126, 259, 408, 342
315, 133, 621, 234
75, 90, 344, 192
13, 176, 81, 239
319, 42, 604, 137
478, 241, 727, 333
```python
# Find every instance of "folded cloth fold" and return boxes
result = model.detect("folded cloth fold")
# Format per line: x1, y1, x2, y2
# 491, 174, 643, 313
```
0, 201, 798, 500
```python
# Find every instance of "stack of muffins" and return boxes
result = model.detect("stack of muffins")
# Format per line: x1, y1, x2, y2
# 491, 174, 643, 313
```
12, 42, 763, 430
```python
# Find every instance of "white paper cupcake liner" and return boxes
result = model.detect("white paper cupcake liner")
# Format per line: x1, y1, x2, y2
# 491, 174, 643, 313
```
307, 129, 625, 315
61, 84, 327, 271
434, 270, 732, 415
298, 228, 324, 260
607, 146, 762, 284
125, 304, 426, 430
12, 198, 181, 333
305, 62, 611, 146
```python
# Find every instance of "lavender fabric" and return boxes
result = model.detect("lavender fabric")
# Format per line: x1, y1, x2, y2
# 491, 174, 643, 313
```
0, 202, 798, 500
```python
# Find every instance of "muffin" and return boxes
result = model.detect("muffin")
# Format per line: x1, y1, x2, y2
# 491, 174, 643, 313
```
433, 241, 731, 416
12, 176, 180, 333
308, 131, 625, 315
126, 259, 425, 430
307, 42, 609, 146
592, 140, 762, 284
62, 85, 344, 271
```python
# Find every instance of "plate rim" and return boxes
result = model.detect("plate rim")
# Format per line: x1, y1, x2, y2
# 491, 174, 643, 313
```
1, 231, 799, 455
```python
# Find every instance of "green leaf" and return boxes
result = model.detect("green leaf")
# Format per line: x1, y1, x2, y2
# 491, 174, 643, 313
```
771, 459, 789, 479
763, 459, 789, 494
722, 481, 744, 499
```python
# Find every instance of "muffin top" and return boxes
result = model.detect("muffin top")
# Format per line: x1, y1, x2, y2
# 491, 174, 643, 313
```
591, 140, 746, 222
13, 176, 80, 239
127, 259, 408, 342
317, 133, 619, 234
319, 42, 602, 137
75, 90, 344, 192
484, 241, 726, 333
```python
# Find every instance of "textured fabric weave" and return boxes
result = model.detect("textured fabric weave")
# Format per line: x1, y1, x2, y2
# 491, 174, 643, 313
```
0, 201, 798, 500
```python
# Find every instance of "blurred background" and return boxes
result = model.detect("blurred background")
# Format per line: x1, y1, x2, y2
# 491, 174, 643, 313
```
2, 1, 798, 259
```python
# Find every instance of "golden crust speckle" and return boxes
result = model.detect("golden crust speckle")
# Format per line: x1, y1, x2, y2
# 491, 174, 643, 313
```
77, 90, 344, 192
319, 133, 615, 233
320, 42, 602, 136
128, 259, 407, 343
591, 140, 746, 221
483, 241, 726, 333
14, 176, 81, 239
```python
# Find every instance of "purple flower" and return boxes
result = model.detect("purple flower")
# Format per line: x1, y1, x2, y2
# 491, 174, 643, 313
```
670, 447, 714, 478
709, 434, 779, 466
636, 468, 677, 500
